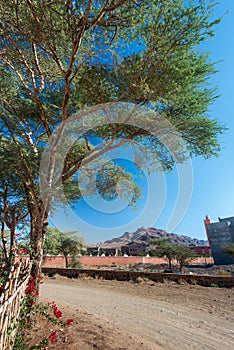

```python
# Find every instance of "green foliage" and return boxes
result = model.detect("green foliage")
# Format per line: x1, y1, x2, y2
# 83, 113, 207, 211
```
0, 1, 225, 165
44, 227, 84, 267
0, 0, 226, 280
215, 269, 231, 277
150, 238, 195, 271
69, 256, 83, 268
96, 161, 141, 204
13, 273, 74, 349
222, 244, 234, 259
0, 268, 8, 292
174, 245, 196, 272
0, 138, 32, 265
43, 228, 61, 256
151, 238, 177, 270
14, 298, 62, 349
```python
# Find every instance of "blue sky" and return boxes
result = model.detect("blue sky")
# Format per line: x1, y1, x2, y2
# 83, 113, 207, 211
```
50, 1, 234, 244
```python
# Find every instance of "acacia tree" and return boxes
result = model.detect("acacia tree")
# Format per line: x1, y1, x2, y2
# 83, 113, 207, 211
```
0, 186, 28, 265
174, 245, 196, 272
0, 0, 225, 281
44, 228, 84, 268
151, 238, 177, 270
151, 239, 196, 271
0, 145, 29, 265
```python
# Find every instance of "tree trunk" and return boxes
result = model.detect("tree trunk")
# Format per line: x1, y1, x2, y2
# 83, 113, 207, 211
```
0, 222, 8, 263
65, 254, 69, 268
30, 210, 49, 286
168, 258, 172, 271
9, 224, 16, 266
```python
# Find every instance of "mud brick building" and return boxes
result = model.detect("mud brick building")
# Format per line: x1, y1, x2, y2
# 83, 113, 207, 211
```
204, 215, 234, 265
121, 242, 149, 256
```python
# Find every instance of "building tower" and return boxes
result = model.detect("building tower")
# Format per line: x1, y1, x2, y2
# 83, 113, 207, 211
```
203, 215, 211, 245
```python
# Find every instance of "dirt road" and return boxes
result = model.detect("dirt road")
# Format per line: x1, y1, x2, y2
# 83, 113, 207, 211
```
40, 277, 234, 350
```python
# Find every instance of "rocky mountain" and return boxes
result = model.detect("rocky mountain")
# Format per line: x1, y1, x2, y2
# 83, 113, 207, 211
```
102, 227, 208, 247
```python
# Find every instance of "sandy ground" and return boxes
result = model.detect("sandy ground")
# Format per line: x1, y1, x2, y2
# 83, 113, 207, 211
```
39, 276, 234, 350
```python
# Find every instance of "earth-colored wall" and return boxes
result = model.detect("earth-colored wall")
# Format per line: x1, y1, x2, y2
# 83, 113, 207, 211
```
16, 255, 214, 267
38, 255, 214, 267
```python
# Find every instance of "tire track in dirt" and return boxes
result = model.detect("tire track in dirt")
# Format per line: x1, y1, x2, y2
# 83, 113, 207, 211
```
41, 278, 234, 350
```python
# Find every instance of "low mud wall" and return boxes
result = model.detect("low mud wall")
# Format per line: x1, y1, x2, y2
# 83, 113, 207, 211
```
36, 255, 214, 267
42, 267, 234, 288
79, 256, 214, 266
17, 255, 214, 267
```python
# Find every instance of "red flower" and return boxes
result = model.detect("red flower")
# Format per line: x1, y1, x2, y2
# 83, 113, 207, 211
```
52, 305, 57, 312
49, 331, 57, 344
29, 276, 35, 282
66, 319, 73, 325
51, 302, 62, 318
31, 290, 39, 297
25, 281, 35, 294
54, 309, 62, 318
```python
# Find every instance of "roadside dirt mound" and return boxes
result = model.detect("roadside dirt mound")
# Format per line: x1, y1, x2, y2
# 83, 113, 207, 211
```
28, 306, 139, 349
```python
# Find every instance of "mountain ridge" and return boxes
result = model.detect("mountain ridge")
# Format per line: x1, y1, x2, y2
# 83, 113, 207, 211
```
100, 227, 208, 247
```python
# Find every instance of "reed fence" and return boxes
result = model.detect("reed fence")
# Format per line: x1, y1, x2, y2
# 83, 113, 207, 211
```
0, 259, 31, 350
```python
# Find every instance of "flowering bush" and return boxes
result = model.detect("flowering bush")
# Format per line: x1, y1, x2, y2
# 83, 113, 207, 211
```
13, 275, 74, 349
